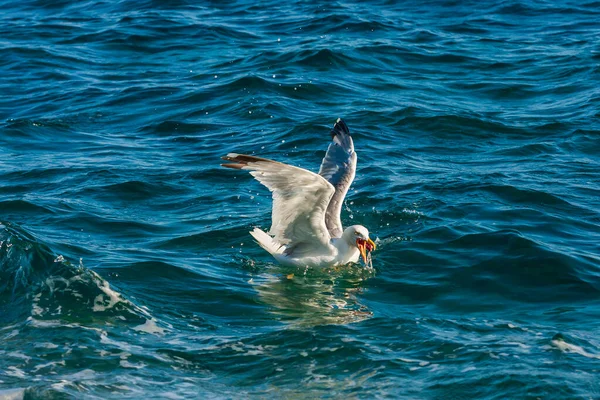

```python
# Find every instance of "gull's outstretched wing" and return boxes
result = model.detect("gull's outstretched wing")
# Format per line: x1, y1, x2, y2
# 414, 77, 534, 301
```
222, 153, 334, 253
318, 118, 357, 238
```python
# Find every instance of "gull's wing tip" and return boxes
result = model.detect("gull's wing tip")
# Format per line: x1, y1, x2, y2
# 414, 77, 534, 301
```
221, 153, 279, 169
221, 153, 248, 169
221, 163, 244, 169
330, 118, 350, 139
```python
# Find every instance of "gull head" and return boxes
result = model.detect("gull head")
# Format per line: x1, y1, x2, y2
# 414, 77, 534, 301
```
343, 225, 376, 265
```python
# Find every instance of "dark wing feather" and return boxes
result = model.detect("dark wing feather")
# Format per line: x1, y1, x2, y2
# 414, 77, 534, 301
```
318, 118, 357, 238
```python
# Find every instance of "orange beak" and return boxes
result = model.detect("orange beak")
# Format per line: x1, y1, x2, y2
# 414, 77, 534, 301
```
356, 238, 376, 265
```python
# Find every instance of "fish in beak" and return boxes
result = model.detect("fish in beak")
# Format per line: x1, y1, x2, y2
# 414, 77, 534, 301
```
356, 238, 376, 265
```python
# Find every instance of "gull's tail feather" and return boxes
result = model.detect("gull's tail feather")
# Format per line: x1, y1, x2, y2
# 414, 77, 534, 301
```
249, 227, 284, 255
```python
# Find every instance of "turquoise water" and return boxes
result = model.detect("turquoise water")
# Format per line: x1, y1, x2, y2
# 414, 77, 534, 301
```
1, 0, 600, 398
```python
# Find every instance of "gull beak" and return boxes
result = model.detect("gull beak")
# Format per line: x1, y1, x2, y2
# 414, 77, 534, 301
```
367, 238, 376, 251
358, 240, 368, 265
357, 238, 376, 265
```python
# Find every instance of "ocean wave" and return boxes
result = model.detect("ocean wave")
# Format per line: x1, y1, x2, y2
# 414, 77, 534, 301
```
0, 200, 54, 216
492, 142, 560, 156
0, 222, 156, 325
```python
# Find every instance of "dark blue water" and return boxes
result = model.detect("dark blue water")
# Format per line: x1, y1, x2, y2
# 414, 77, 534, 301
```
1, 0, 600, 398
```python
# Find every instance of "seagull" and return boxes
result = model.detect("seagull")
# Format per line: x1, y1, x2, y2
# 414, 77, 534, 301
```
222, 118, 376, 268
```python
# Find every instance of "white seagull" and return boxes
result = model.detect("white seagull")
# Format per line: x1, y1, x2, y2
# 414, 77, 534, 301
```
222, 118, 376, 268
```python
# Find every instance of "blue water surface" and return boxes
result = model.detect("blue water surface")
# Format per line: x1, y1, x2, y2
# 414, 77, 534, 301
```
1, 0, 600, 398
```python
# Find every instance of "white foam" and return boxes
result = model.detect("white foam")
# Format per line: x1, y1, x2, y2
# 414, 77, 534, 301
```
33, 360, 66, 372
51, 380, 70, 391
73, 369, 96, 379
5, 366, 26, 379
93, 278, 122, 312
31, 302, 44, 317
398, 357, 429, 366
402, 208, 424, 216
7, 352, 31, 363
34, 342, 58, 349
0, 323, 19, 332
160, 393, 183, 400
44, 277, 69, 294
100, 331, 144, 353
552, 338, 600, 359
4, 330, 19, 339
28, 318, 103, 335
303, 360, 333, 385
506, 341, 531, 350
230, 343, 244, 353
119, 360, 146, 369
0, 388, 25, 400
132, 319, 164, 335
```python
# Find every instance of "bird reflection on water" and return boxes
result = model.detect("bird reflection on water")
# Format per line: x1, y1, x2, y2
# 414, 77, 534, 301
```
249, 264, 375, 327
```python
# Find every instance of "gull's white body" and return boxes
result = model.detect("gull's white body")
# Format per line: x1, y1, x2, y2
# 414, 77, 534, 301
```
249, 225, 367, 268
222, 119, 373, 268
